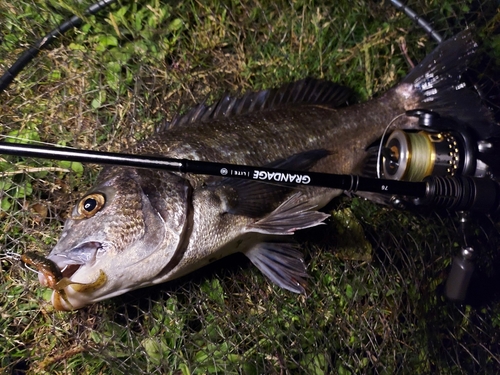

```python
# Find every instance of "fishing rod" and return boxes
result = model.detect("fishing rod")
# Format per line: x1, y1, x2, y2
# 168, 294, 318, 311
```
0, 0, 117, 94
1, 141, 499, 215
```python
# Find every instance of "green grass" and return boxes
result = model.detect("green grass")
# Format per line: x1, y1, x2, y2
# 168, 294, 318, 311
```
1, 0, 500, 374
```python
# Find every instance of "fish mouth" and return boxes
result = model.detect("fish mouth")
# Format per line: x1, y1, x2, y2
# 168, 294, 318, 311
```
38, 262, 81, 289
49, 241, 103, 274
46, 241, 107, 311
61, 264, 81, 279
46, 241, 103, 285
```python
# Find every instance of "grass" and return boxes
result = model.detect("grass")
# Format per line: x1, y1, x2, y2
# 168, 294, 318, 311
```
1, 0, 500, 374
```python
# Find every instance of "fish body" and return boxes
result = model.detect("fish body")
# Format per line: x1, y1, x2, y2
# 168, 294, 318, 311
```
42, 31, 494, 310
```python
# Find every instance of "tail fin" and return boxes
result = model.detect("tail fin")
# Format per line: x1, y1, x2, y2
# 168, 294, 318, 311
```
464, 52, 500, 137
399, 30, 497, 137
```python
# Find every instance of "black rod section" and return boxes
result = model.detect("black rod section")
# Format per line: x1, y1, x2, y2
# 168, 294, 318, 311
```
3, 142, 500, 213
0, 142, 426, 197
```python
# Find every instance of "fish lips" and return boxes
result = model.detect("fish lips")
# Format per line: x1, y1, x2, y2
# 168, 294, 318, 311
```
41, 241, 107, 311
46, 241, 103, 282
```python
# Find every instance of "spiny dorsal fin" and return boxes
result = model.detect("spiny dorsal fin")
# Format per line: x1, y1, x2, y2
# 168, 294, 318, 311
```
165, 78, 351, 130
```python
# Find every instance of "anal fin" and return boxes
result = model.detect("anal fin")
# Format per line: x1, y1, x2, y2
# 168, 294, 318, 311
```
245, 242, 308, 294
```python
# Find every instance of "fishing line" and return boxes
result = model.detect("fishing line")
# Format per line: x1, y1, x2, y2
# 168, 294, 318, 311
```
23, 264, 41, 276
0, 251, 34, 272
2, 251, 21, 262
376, 112, 406, 178
396, 131, 435, 181
0, 0, 117, 94
1, 251, 47, 277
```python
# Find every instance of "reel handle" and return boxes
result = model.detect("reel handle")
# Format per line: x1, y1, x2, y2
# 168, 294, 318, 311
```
445, 247, 475, 302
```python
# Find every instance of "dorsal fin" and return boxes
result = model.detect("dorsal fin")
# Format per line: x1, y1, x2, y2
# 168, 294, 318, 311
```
164, 78, 351, 130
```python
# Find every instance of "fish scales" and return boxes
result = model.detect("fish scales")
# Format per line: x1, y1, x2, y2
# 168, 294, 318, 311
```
36, 30, 497, 310
123, 99, 411, 282
133, 97, 406, 174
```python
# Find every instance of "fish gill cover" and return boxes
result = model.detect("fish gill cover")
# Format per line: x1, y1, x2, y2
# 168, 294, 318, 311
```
0, 0, 500, 374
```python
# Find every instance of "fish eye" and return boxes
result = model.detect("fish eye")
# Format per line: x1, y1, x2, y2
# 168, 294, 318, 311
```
83, 199, 96, 212
76, 193, 106, 219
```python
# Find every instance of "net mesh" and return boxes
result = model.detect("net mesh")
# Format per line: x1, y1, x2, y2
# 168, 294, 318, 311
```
1, 0, 500, 374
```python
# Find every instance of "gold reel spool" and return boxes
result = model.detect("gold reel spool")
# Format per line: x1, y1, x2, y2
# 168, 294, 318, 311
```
382, 130, 460, 182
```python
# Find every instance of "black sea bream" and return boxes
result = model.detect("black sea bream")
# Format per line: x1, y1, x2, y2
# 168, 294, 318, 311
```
41, 30, 496, 310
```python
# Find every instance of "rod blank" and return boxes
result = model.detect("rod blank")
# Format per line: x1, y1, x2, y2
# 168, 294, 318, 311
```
0, 141, 426, 197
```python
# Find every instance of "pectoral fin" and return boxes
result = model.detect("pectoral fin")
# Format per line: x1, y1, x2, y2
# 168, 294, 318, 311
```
245, 242, 308, 294
211, 149, 330, 218
242, 193, 327, 293
249, 193, 329, 235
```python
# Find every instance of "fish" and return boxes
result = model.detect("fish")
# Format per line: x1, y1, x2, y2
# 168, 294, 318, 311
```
39, 30, 497, 310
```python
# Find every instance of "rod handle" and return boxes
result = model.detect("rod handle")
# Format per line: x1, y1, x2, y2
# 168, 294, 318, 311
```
422, 176, 500, 213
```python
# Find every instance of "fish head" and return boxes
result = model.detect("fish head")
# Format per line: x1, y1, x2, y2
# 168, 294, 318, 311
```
45, 168, 191, 310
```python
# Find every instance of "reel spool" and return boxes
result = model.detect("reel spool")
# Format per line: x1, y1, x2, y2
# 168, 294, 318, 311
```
379, 109, 485, 182
382, 129, 476, 182
371, 110, 494, 210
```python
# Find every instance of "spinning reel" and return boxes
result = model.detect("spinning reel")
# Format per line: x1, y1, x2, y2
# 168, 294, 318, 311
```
378, 109, 493, 183
373, 109, 500, 302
